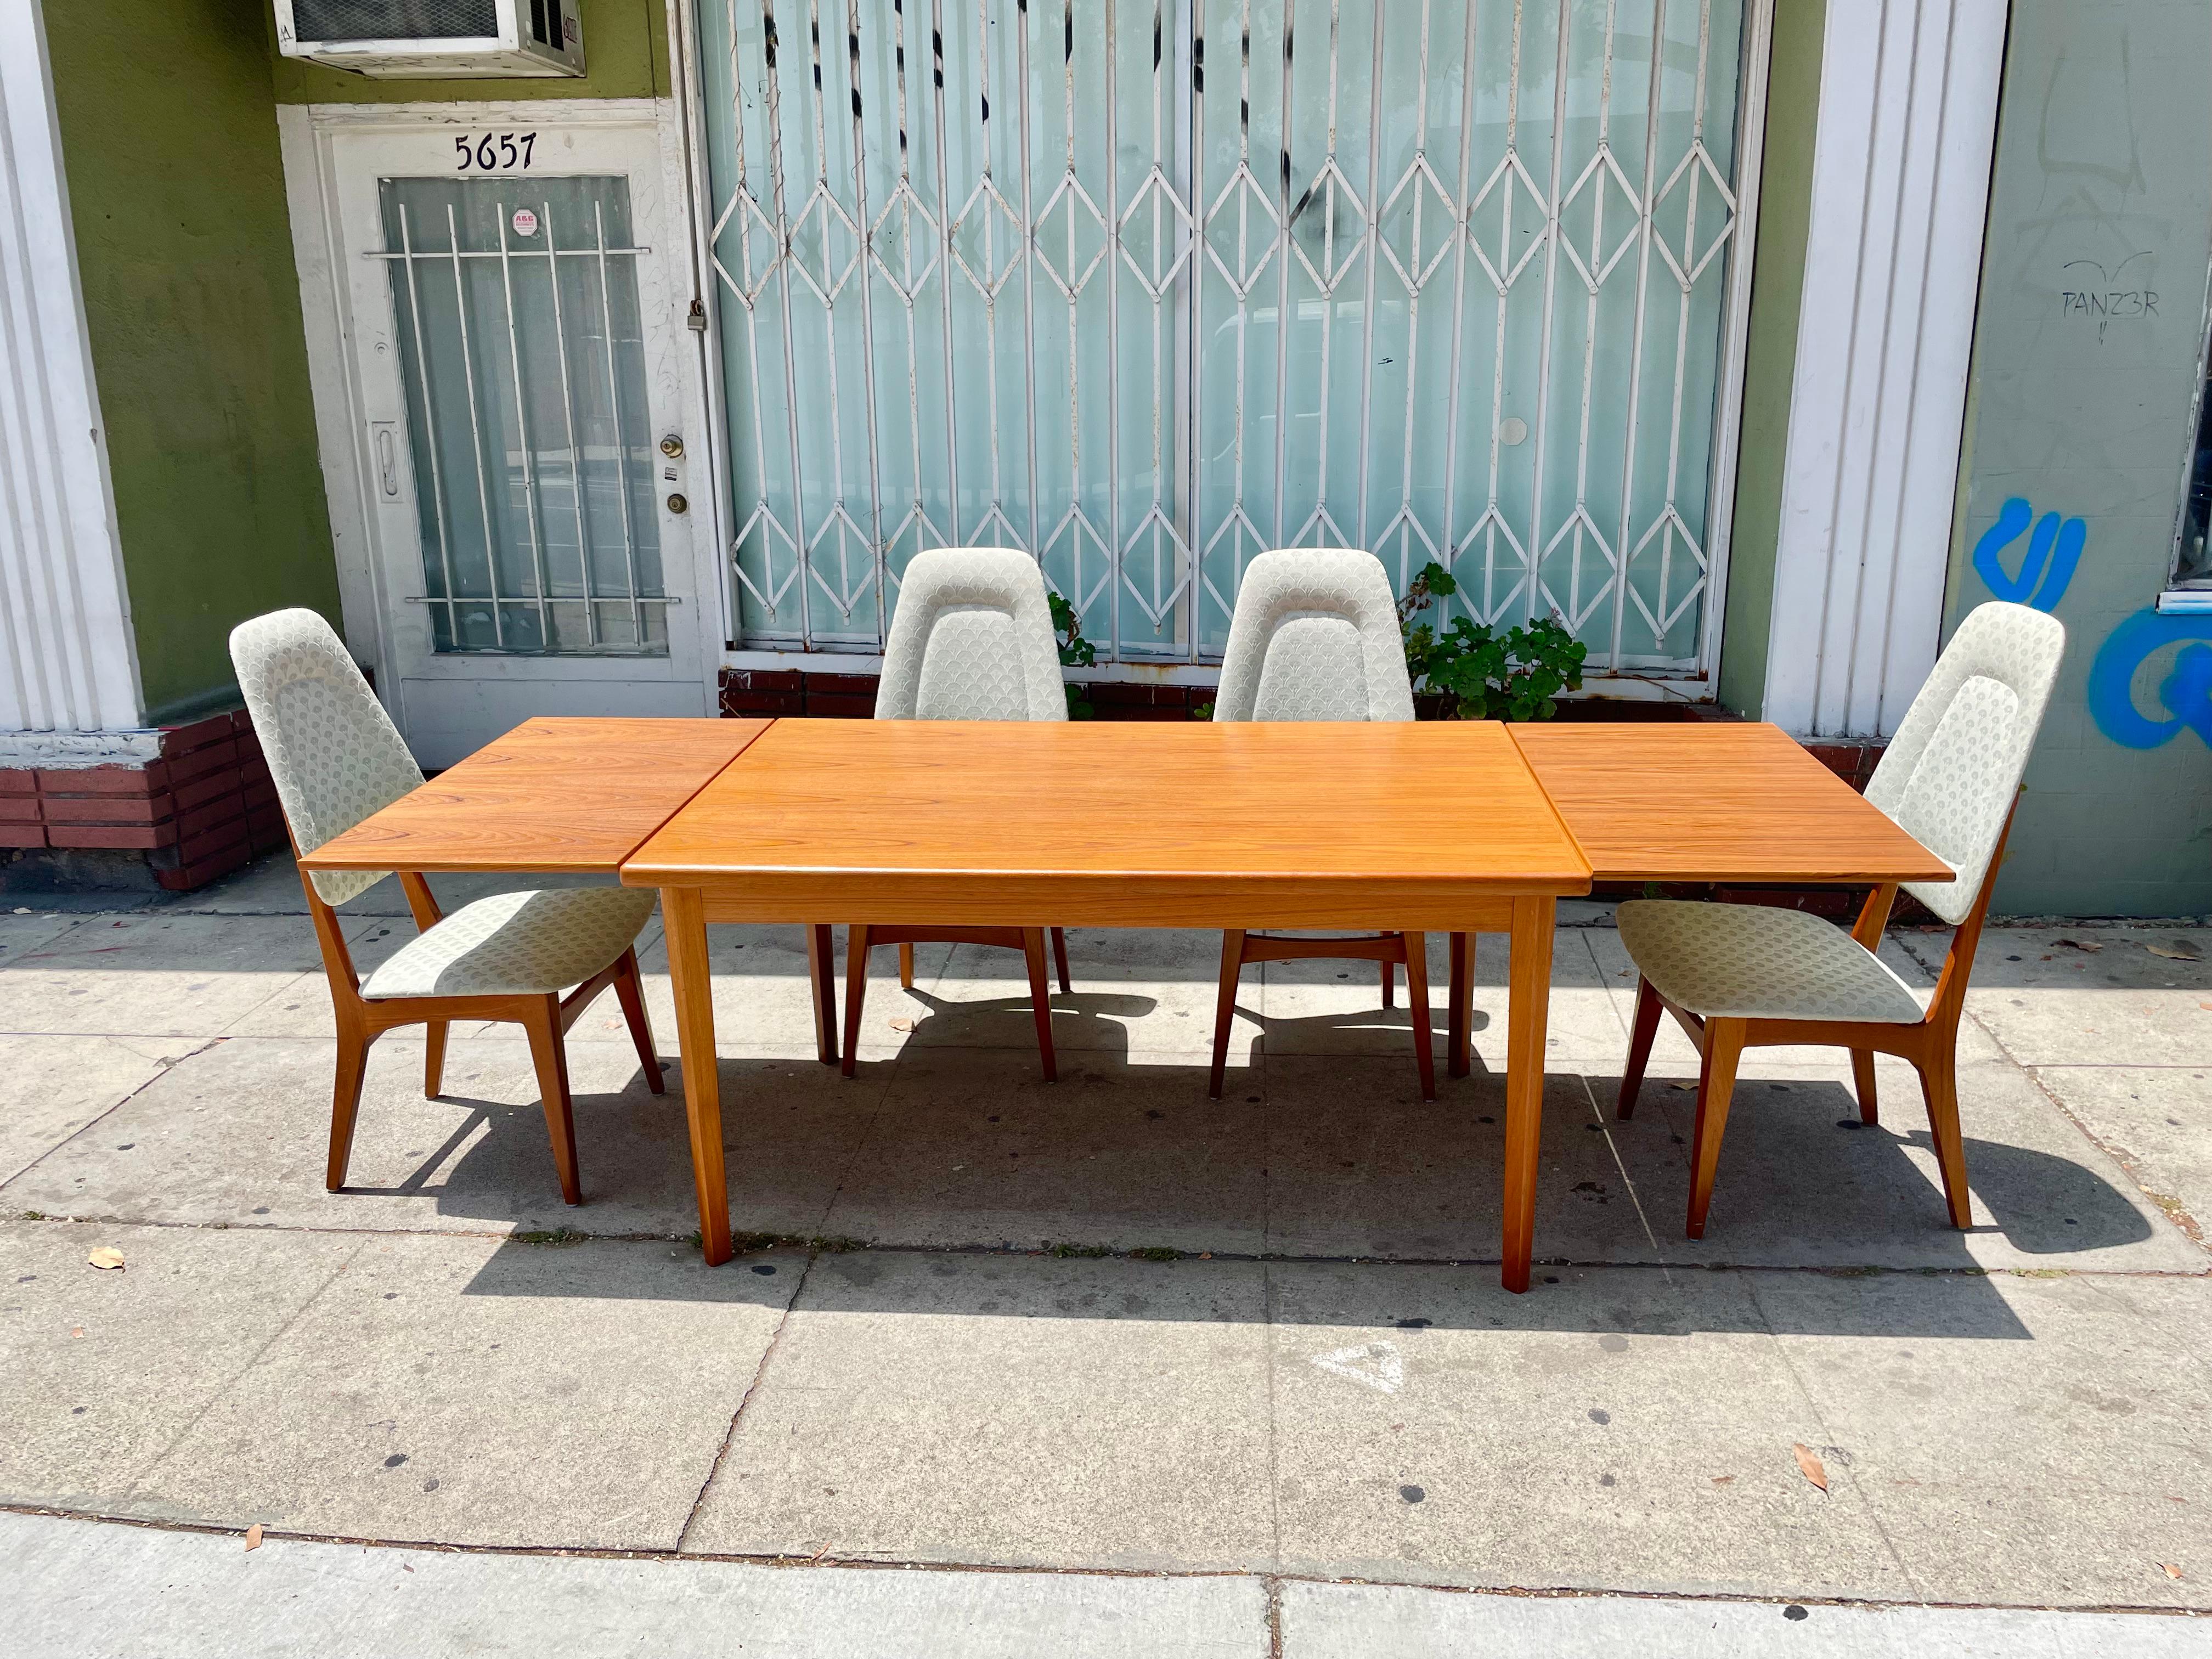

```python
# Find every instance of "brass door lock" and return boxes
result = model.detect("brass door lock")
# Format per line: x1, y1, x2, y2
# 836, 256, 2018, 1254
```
666, 492, 689, 515
659, 435, 685, 459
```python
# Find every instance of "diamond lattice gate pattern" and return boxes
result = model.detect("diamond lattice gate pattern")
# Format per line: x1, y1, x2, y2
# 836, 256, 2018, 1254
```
694, 0, 1759, 676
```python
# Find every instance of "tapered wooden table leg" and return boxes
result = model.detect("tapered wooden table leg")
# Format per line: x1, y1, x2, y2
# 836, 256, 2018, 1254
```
1446, 931, 1472, 1079
663, 886, 731, 1265
806, 923, 839, 1066
1500, 895, 1555, 1294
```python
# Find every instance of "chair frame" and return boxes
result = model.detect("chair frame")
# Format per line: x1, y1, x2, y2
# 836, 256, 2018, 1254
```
1616, 799, 2020, 1240
299, 861, 662, 1206
1210, 929, 1442, 1101
840, 924, 1071, 1080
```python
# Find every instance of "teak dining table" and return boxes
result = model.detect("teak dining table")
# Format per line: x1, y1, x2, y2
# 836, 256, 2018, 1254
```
302, 712, 1949, 1295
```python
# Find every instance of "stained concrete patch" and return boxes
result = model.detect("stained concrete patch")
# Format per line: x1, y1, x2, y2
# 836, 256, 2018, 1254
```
2029, 1066, 2212, 1248
1266, 1260, 1914, 1600
2, 1511, 1271, 1659
0, 915, 320, 1037
685, 1250, 1277, 1572
1753, 1271, 2212, 1608
0, 1034, 203, 1186
122, 1233, 800, 1549
1261, 1062, 1678, 1262
0, 1035, 871, 1243
821, 1045, 1266, 1254
1602, 1060, 2205, 1273
1907, 927, 2212, 1068
0, 1222, 362, 1511
1282, 1579, 2212, 1657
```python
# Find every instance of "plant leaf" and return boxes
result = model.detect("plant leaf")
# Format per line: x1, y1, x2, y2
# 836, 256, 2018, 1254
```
244, 1524, 263, 1551
86, 1246, 125, 1272
2147, 944, 2203, 962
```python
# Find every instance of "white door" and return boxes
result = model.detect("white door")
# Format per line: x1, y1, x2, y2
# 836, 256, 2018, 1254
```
326, 114, 713, 766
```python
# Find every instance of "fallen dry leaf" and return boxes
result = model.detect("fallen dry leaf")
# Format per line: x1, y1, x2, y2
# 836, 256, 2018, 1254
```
2200, 1003, 2212, 1013
887, 1017, 916, 1032
2161, 1562, 2183, 1580
69, 1327, 83, 1339
1792, 1443, 1829, 1492
86, 1247, 124, 1272
2148, 945, 2203, 963
2055, 938, 2103, 952
1711, 1475, 1736, 1487
244, 1525, 263, 1552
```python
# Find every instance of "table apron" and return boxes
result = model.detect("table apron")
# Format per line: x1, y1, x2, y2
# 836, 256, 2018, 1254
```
628, 878, 1562, 933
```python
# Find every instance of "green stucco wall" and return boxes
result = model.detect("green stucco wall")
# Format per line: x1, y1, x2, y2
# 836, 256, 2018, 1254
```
1948, 0, 2212, 918
45, 0, 341, 723
1717, 0, 1824, 719
268, 1, 669, 103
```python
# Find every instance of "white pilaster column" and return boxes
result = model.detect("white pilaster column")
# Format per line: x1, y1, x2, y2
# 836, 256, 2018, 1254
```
0, 0, 143, 743
1763, 0, 2009, 738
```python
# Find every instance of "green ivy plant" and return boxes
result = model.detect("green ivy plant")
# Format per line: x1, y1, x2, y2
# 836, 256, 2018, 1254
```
1049, 590, 1096, 720
1397, 560, 1588, 721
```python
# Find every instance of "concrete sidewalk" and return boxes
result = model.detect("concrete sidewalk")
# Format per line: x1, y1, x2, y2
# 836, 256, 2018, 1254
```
3, 850, 2212, 1646
8, 1511, 2207, 1658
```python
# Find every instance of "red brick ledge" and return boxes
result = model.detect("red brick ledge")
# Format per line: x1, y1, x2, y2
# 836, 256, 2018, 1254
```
0, 708, 283, 892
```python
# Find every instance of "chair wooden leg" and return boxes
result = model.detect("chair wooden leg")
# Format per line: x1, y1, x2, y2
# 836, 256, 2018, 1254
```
1917, 1047, 1973, 1228
1618, 975, 1663, 1120
1446, 932, 1472, 1080
806, 924, 839, 1067
1381, 956, 1395, 1008
613, 947, 664, 1096
522, 995, 582, 1206
899, 941, 915, 989
1051, 927, 1072, 995
1402, 930, 1436, 1102
1210, 929, 1246, 1101
842, 925, 870, 1079
424, 1020, 448, 1099
1685, 1018, 1746, 1240
1022, 928, 1058, 1082
327, 1027, 374, 1192
1850, 1048, 1880, 1126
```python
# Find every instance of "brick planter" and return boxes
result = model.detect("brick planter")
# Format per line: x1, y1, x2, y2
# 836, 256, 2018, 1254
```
0, 708, 286, 895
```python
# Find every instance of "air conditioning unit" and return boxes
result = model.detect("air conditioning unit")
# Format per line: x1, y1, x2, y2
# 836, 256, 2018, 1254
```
274, 1, 584, 78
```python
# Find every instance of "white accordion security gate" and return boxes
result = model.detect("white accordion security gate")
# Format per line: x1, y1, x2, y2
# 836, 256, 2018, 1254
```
685, 0, 1768, 680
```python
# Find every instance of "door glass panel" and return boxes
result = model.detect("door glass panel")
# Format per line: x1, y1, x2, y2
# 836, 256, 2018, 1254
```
696, 0, 1751, 676
380, 176, 668, 656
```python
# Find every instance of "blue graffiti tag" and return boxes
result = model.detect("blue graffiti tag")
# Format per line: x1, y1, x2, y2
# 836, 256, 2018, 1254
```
2086, 610, 2212, 750
1971, 496, 2086, 612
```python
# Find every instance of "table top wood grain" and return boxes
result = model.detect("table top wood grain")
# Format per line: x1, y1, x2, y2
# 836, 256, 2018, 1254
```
620, 718, 1593, 928
299, 717, 771, 876
1509, 721, 1952, 887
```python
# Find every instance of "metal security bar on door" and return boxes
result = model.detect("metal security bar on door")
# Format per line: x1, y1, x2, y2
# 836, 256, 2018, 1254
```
375, 178, 671, 656
695, 0, 1757, 675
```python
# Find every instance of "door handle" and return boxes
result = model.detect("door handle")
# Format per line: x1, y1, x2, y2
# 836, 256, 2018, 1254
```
371, 422, 401, 499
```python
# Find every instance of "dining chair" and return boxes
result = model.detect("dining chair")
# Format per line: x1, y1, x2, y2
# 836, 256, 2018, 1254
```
229, 610, 663, 1205
1613, 600, 2066, 1238
833, 548, 1073, 1081
1206, 546, 1449, 1101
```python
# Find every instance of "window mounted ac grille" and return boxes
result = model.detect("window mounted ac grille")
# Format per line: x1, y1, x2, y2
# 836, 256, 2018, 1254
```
291, 0, 501, 42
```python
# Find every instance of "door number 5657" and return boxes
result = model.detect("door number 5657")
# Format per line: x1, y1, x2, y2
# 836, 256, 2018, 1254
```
455, 132, 536, 171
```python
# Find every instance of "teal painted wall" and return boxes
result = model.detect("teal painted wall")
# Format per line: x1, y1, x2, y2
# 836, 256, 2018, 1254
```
1717, 0, 1825, 719
46, 0, 342, 723
1948, 0, 2212, 918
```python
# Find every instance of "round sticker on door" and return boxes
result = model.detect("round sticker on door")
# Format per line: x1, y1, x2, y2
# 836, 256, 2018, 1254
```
511, 208, 540, 238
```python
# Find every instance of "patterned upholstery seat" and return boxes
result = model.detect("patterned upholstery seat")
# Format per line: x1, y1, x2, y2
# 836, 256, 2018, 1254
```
229, 608, 664, 1207
1214, 548, 1416, 722
836, 548, 1071, 1080
1207, 548, 1440, 1099
876, 548, 1068, 721
1616, 901, 1926, 1024
1613, 600, 2068, 1240
363, 887, 659, 1000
